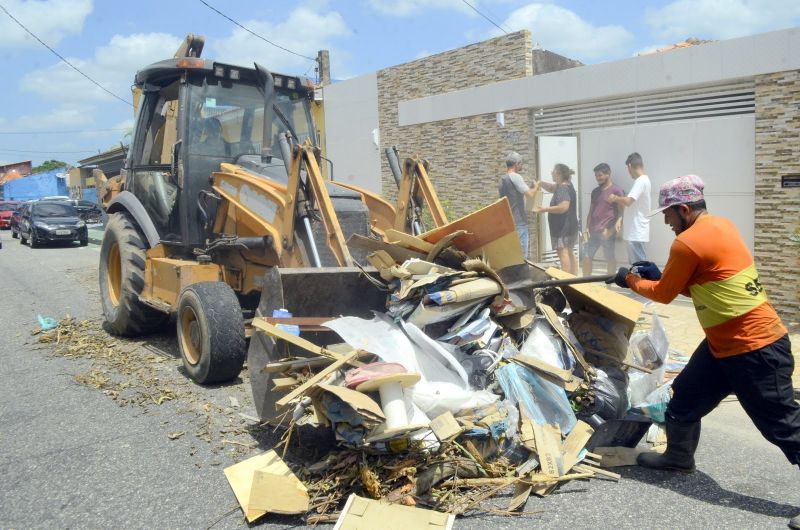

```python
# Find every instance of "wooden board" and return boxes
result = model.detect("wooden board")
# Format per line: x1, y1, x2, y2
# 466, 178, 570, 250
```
419, 198, 524, 268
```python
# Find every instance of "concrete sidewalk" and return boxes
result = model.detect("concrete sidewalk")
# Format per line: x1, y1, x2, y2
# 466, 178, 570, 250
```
618, 287, 800, 390
87, 226, 104, 245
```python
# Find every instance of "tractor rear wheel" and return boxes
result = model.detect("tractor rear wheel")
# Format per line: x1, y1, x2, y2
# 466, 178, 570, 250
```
176, 282, 246, 384
99, 212, 166, 335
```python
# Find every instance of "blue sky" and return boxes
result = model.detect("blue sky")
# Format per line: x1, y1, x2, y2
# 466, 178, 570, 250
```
1, 0, 799, 167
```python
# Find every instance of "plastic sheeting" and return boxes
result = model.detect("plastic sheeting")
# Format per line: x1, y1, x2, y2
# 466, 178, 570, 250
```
3, 169, 68, 201
496, 362, 577, 434
324, 314, 497, 418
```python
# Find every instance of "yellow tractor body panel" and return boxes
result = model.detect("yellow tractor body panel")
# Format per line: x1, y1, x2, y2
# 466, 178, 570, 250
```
142, 255, 222, 311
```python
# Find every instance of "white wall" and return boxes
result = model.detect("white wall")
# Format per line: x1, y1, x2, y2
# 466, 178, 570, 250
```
323, 72, 382, 193
578, 114, 755, 266
399, 27, 800, 126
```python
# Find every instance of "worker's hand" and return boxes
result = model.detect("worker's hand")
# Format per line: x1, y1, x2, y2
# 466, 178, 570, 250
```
582, 230, 590, 243
631, 261, 662, 280
606, 267, 631, 288
607, 194, 618, 204
614, 218, 622, 233
532, 206, 543, 214
601, 227, 612, 240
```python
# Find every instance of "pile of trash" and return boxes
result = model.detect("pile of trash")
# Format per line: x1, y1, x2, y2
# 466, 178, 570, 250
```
227, 200, 674, 525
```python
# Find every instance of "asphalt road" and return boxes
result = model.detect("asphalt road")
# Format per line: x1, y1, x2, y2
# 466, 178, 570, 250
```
0, 230, 798, 529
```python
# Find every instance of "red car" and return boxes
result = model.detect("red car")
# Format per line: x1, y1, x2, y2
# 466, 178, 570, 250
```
0, 200, 20, 229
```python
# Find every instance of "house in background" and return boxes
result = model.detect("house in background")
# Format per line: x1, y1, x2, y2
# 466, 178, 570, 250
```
322, 27, 800, 323
3, 167, 68, 201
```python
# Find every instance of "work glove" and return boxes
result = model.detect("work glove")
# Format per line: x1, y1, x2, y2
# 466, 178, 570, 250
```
606, 267, 631, 289
631, 261, 662, 280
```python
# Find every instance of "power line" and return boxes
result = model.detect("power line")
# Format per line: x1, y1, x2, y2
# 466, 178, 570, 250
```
198, 0, 318, 62
0, 3, 133, 107
0, 128, 129, 135
461, 0, 507, 34
0, 148, 97, 154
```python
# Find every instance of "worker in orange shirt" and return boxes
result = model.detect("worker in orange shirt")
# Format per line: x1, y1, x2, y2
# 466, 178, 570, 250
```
608, 175, 798, 526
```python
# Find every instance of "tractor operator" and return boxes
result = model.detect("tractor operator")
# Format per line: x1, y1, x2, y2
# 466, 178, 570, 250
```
608, 174, 799, 528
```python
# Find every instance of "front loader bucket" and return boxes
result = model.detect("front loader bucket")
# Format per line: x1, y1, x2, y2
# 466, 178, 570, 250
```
247, 266, 386, 422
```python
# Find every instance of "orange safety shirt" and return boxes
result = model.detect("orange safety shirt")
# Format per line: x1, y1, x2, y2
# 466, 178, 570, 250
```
627, 214, 786, 358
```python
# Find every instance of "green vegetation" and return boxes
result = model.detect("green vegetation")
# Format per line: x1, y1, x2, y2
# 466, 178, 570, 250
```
31, 159, 68, 174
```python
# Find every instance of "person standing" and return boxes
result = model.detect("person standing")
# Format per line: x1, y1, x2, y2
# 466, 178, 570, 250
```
533, 163, 579, 274
499, 151, 537, 258
582, 163, 623, 276
608, 152, 651, 264
608, 175, 799, 528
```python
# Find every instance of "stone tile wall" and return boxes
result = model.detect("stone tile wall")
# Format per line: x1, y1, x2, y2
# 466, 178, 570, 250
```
754, 71, 800, 326
377, 31, 539, 257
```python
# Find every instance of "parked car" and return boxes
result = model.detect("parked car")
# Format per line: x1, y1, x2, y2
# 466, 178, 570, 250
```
10, 201, 32, 239
0, 200, 20, 229
73, 199, 104, 224
18, 201, 88, 247
39, 197, 104, 223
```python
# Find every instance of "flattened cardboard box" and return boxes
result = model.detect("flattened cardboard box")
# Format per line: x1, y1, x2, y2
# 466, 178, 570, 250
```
540, 266, 643, 337
334, 494, 455, 530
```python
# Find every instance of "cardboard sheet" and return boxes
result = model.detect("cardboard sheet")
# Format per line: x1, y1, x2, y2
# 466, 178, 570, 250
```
543, 266, 643, 337
333, 494, 455, 530
224, 450, 309, 522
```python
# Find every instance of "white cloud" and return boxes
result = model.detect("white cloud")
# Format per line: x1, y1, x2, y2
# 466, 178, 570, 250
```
495, 3, 634, 62
211, 7, 351, 77
0, 0, 92, 48
20, 32, 183, 106
366, 0, 471, 17
645, 0, 800, 41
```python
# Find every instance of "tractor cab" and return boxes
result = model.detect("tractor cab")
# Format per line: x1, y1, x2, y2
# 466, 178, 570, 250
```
125, 57, 316, 251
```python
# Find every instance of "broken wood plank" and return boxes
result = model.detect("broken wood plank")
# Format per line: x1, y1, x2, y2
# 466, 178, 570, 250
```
573, 463, 621, 481
261, 357, 332, 374
271, 377, 299, 391
252, 318, 364, 368
276, 349, 360, 408
385, 228, 435, 253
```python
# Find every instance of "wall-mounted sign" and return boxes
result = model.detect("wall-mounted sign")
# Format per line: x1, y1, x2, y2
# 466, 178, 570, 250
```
782, 174, 800, 188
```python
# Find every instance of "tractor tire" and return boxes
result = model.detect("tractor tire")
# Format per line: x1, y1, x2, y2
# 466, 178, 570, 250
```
176, 282, 246, 384
99, 212, 166, 336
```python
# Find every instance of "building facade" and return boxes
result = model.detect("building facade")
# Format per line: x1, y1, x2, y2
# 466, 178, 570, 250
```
324, 28, 800, 323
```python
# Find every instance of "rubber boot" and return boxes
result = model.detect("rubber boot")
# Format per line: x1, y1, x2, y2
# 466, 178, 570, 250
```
637, 419, 700, 473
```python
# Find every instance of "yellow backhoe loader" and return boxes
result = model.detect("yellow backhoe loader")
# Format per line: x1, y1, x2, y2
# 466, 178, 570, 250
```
97, 35, 448, 394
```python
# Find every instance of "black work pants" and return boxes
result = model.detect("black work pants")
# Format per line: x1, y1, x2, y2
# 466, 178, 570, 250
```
667, 334, 800, 465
